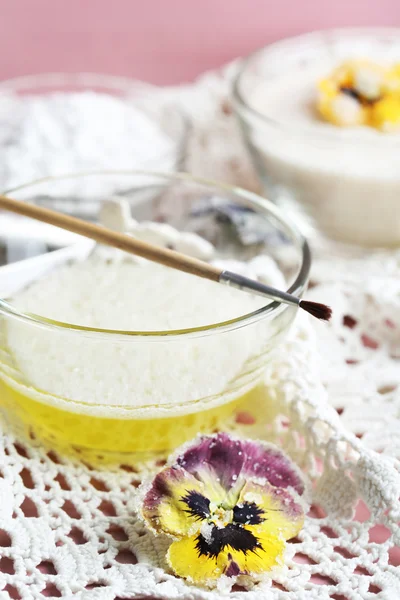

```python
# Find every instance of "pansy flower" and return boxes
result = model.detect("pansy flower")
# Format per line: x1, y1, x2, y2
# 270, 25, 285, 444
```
140, 433, 307, 584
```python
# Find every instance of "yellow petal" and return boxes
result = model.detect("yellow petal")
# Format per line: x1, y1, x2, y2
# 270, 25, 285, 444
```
142, 467, 211, 537
318, 78, 337, 98
237, 480, 305, 541
167, 536, 227, 583
228, 531, 285, 575
167, 530, 286, 582
371, 95, 400, 131
192, 465, 234, 505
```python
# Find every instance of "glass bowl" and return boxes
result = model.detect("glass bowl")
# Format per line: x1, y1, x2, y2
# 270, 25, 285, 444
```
233, 28, 400, 247
0, 72, 189, 220
0, 171, 310, 462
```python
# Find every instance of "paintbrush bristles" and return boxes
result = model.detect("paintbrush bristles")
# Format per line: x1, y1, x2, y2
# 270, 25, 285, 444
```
299, 300, 332, 321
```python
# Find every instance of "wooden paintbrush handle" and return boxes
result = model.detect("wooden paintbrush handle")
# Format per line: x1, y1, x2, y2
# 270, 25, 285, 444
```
0, 194, 332, 321
0, 195, 222, 282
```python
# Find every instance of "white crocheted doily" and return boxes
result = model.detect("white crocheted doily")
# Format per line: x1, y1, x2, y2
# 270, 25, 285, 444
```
0, 64, 399, 600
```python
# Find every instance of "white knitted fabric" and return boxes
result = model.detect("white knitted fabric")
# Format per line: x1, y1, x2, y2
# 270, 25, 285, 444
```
0, 64, 399, 600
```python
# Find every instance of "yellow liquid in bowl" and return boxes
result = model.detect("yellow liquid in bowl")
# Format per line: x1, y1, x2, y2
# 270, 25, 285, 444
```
0, 316, 269, 463
0, 375, 263, 461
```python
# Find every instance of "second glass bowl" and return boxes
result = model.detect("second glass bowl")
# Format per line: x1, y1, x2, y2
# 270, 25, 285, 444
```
233, 28, 400, 247
0, 171, 309, 462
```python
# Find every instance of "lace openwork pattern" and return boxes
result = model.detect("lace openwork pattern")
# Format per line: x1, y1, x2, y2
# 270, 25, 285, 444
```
0, 316, 399, 600
0, 64, 399, 599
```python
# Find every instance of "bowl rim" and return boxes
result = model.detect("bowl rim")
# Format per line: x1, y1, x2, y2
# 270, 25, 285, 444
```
0, 71, 158, 95
232, 26, 400, 144
0, 170, 311, 341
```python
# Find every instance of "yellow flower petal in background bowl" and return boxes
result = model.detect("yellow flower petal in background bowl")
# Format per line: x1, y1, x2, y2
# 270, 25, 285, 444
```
371, 95, 400, 131
316, 59, 400, 130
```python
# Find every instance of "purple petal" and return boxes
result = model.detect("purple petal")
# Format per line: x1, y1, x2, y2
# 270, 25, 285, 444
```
241, 440, 304, 495
142, 466, 207, 536
143, 466, 184, 511
177, 433, 245, 491
176, 434, 304, 495
225, 559, 242, 577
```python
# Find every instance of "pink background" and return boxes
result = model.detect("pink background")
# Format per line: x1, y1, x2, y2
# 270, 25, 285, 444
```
0, 0, 400, 85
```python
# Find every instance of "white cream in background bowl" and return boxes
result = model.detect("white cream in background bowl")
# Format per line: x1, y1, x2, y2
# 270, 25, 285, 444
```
233, 28, 400, 247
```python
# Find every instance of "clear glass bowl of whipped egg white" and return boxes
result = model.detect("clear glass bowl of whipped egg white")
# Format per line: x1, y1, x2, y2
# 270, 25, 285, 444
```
0, 171, 309, 463
233, 28, 400, 247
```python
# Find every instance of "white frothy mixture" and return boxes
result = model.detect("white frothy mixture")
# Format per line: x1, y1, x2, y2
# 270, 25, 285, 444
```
0, 92, 176, 191
5, 256, 279, 415
250, 63, 400, 246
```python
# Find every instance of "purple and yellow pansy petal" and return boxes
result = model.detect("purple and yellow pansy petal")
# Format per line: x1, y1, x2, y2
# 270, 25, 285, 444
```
176, 433, 246, 494
142, 466, 210, 537
186, 465, 229, 506
241, 440, 305, 495
237, 480, 305, 541
167, 536, 228, 583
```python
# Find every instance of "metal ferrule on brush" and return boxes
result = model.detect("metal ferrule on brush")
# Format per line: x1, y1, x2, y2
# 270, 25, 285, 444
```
218, 271, 300, 308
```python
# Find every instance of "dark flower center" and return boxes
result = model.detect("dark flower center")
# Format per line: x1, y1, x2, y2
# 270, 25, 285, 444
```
195, 523, 262, 558
182, 491, 265, 526
233, 502, 265, 525
181, 491, 266, 560
182, 490, 210, 521
340, 85, 380, 106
